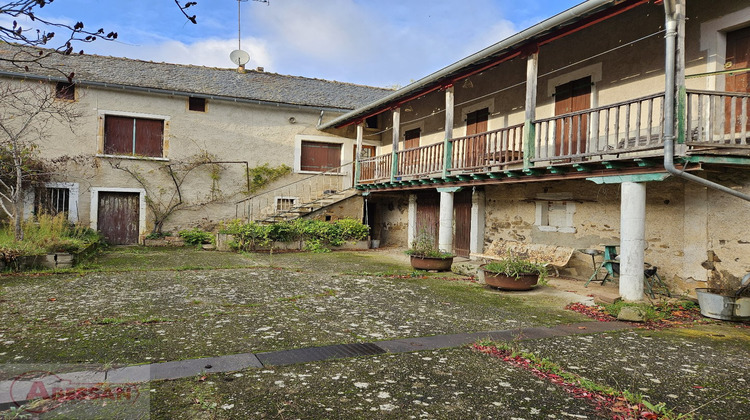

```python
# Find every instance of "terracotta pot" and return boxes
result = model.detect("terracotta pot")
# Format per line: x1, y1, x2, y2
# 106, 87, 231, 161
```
410, 255, 453, 271
482, 268, 539, 291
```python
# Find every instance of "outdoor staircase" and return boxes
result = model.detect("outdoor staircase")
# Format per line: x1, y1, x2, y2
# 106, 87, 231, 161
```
236, 161, 358, 223
259, 188, 358, 223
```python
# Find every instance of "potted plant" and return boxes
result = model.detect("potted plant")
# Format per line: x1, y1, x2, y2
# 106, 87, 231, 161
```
481, 252, 548, 291
405, 230, 454, 271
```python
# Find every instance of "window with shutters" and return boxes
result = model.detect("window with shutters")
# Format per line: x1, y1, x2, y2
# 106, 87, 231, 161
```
300, 140, 342, 172
535, 200, 576, 233
104, 115, 164, 158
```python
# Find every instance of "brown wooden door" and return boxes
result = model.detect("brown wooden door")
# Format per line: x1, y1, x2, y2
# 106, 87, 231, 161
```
453, 190, 472, 258
725, 26, 750, 135
416, 192, 439, 247
402, 128, 421, 175
98, 192, 140, 245
555, 77, 591, 156
466, 108, 489, 167
354, 145, 376, 183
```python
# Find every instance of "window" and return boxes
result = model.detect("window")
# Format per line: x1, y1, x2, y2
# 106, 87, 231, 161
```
300, 140, 341, 172
104, 115, 164, 157
188, 97, 207, 112
365, 115, 379, 129
31, 183, 79, 222
535, 200, 576, 233
55, 82, 75, 101
276, 197, 297, 211
35, 187, 69, 216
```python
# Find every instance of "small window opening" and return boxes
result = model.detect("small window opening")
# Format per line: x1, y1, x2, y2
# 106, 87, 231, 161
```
55, 82, 75, 101
189, 97, 207, 112
35, 187, 70, 217
276, 197, 296, 211
365, 115, 379, 129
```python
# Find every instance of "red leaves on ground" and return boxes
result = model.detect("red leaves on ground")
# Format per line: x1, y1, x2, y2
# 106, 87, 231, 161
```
471, 343, 667, 420
565, 302, 616, 322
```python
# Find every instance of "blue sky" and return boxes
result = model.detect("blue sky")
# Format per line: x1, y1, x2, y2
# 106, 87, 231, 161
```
17, 0, 581, 87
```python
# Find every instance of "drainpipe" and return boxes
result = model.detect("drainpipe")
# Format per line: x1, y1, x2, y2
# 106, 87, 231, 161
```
662, 0, 750, 202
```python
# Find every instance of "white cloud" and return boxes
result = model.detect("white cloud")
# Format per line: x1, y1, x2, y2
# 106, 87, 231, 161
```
79, 37, 273, 70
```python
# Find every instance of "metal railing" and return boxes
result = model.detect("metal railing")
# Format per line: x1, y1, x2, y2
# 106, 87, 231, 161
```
236, 161, 354, 222
686, 89, 750, 147
396, 142, 444, 178
533, 93, 665, 161
450, 124, 524, 172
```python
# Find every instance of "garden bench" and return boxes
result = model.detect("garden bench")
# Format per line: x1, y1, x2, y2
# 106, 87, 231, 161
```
470, 239, 575, 277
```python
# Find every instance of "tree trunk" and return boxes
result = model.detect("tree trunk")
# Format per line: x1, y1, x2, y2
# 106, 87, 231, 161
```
13, 157, 24, 241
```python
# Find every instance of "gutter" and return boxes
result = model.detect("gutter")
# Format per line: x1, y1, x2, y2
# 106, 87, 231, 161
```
319, 0, 621, 130
0, 70, 353, 114
661, 0, 750, 202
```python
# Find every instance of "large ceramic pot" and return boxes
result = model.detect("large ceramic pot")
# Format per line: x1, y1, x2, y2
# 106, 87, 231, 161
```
410, 255, 453, 271
482, 268, 539, 291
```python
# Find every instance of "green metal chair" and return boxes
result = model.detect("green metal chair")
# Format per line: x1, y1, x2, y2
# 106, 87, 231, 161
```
584, 245, 619, 287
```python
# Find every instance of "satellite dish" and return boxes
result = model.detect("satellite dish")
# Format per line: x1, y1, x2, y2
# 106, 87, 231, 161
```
230, 49, 250, 66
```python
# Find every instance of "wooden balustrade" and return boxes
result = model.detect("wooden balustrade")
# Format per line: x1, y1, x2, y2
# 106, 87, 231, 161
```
686, 89, 750, 147
396, 142, 444, 178
450, 124, 524, 172
359, 153, 392, 184
533, 93, 665, 162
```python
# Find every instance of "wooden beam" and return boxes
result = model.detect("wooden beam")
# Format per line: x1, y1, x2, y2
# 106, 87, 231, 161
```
523, 53, 539, 169
443, 86, 455, 178
390, 108, 400, 183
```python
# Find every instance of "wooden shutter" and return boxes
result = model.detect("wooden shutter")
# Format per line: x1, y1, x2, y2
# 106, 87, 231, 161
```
301, 141, 342, 171
104, 116, 134, 155
465, 108, 489, 168
135, 118, 164, 157
554, 77, 591, 156
725, 26, 750, 134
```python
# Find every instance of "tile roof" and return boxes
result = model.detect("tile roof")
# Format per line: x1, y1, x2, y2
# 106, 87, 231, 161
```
0, 44, 392, 110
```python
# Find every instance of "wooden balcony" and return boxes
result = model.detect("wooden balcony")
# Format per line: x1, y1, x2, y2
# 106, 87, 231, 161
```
356, 90, 750, 189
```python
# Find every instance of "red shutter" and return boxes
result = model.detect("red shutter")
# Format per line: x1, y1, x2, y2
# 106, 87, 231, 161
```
135, 118, 164, 157
104, 116, 134, 155
301, 141, 341, 171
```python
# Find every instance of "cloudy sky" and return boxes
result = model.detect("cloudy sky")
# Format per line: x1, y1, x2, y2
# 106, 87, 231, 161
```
18, 0, 581, 87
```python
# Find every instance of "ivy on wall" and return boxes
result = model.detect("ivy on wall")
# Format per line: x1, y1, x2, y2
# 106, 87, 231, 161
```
248, 163, 291, 194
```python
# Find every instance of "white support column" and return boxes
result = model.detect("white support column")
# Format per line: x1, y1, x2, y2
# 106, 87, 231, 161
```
356, 123, 364, 158
442, 86, 455, 177
438, 191, 454, 253
469, 188, 485, 257
390, 108, 401, 183
523, 51, 538, 168
407, 194, 418, 247
620, 182, 646, 301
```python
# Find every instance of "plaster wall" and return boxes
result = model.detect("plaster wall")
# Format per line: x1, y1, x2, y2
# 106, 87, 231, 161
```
23, 82, 353, 236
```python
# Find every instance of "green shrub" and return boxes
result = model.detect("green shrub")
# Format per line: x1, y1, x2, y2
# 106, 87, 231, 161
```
405, 229, 454, 259
178, 228, 214, 245
218, 218, 369, 252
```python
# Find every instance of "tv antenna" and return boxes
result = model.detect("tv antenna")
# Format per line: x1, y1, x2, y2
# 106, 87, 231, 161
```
230, 0, 251, 68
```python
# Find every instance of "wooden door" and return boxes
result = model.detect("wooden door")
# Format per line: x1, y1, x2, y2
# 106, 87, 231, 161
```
415, 192, 439, 247
354, 145, 376, 183
453, 190, 472, 258
725, 26, 750, 135
466, 108, 489, 168
402, 128, 421, 175
554, 77, 591, 157
98, 192, 140, 245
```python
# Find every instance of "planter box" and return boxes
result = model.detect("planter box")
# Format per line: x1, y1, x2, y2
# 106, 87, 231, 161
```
144, 236, 185, 247
482, 268, 540, 291
410, 256, 453, 272
41, 252, 74, 269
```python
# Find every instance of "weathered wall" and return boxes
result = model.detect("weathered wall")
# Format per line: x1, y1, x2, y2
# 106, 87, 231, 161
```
482, 172, 750, 296
25, 82, 354, 237
307, 195, 364, 222
367, 193, 409, 247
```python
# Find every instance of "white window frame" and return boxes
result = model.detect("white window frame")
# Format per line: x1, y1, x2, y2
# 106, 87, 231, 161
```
534, 193, 576, 233
23, 182, 80, 223
97, 110, 171, 161
275, 196, 299, 211
89, 187, 147, 240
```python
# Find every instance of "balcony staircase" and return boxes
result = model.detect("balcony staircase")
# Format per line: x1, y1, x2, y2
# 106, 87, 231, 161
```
236, 161, 358, 223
